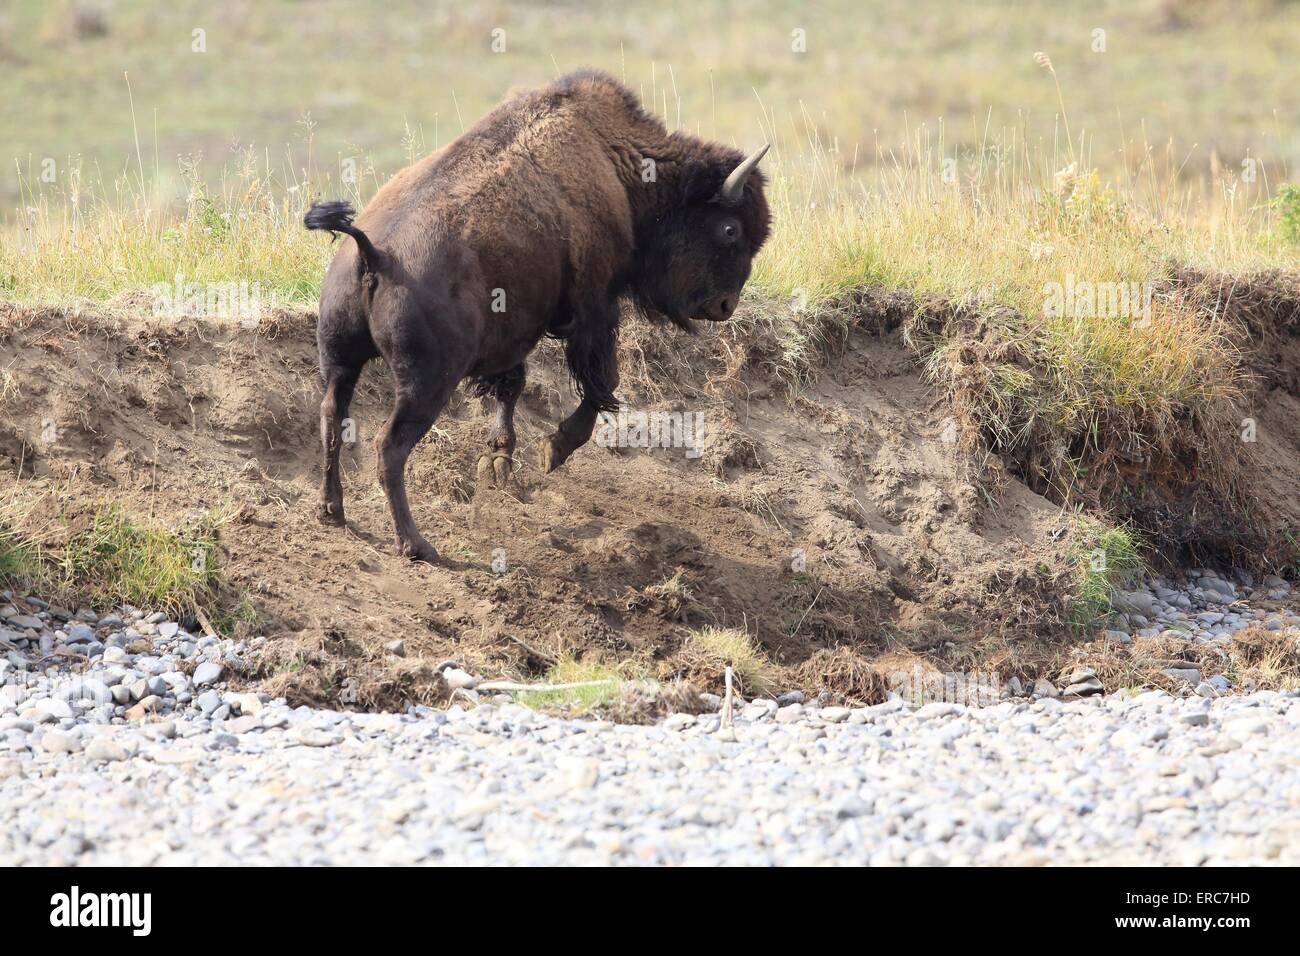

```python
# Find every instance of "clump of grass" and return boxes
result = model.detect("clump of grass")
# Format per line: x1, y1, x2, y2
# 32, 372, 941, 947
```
1276, 183, 1300, 246
628, 568, 700, 621
57, 506, 224, 613
0, 501, 239, 621
1068, 521, 1145, 633
514, 654, 646, 714
680, 625, 775, 696
1226, 624, 1300, 690
0, 525, 43, 586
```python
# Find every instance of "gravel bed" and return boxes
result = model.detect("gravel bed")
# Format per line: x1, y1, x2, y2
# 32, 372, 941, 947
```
2, 571, 1298, 866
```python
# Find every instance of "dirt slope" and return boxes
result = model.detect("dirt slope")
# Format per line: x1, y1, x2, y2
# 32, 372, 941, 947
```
1, 286, 1289, 709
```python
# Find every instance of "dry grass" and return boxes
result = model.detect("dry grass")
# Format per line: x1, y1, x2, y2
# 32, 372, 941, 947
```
679, 625, 776, 697
1058, 623, 1300, 695
794, 644, 893, 705
626, 568, 700, 623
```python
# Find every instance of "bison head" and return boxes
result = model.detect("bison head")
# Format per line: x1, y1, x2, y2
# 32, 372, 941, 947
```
632, 144, 772, 329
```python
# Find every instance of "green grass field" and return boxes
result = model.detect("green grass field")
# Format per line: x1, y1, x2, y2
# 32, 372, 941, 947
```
3, 0, 1298, 201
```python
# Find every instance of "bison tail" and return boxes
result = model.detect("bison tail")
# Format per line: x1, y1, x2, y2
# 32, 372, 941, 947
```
304, 200, 380, 275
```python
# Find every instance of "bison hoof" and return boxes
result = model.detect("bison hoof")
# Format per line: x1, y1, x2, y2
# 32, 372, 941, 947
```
538, 437, 570, 474
475, 452, 514, 488
398, 537, 439, 564
317, 501, 346, 526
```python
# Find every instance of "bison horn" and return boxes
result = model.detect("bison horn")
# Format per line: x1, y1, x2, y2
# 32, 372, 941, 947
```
714, 143, 770, 205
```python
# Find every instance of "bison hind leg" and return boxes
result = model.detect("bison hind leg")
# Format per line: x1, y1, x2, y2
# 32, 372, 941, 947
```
318, 360, 366, 527
317, 301, 378, 527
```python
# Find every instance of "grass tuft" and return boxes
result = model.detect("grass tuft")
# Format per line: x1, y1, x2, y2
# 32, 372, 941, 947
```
0, 525, 43, 585
514, 655, 646, 714
1069, 520, 1145, 633
0, 501, 243, 625
680, 625, 775, 696
57, 506, 224, 613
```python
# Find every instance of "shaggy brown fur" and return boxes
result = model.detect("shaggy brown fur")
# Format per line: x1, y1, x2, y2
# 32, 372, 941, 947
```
306, 69, 772, 562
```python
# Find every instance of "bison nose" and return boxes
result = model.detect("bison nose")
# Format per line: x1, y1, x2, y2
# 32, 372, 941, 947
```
701, 294, 737, 322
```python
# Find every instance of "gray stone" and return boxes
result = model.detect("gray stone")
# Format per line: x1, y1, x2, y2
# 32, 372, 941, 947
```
84, 738, 129, 762
293, 727, 343, 747
836, 795, 873, 819
774, 703, 803, 724
1112, 590, 1155, 618
193, 661, 224, 686
1062, 677, 1104, 697
741, 700, 777, 720
226, 715, 259, 734
34, 698, 73, 720
40, 730, 81, 753
66, 623, 95, 644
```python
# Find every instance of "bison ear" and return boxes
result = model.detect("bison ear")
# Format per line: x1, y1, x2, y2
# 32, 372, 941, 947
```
678, 159, 726, 206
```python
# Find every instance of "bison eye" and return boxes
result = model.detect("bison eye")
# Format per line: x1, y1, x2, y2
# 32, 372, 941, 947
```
719, 221, 739, 244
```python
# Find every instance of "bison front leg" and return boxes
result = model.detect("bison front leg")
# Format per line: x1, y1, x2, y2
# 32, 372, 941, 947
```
539, 400, 603, 473
540, 311, 619, 473
473, 363, 525, 488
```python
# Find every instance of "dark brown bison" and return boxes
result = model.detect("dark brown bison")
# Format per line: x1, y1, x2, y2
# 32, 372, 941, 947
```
305, 69, 771, 562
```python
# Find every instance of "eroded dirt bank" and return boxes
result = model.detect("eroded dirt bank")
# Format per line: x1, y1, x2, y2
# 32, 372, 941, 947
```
0, 280, 1296, 709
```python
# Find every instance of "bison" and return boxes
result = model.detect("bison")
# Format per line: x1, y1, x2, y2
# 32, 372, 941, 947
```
305, 69, 771, 562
